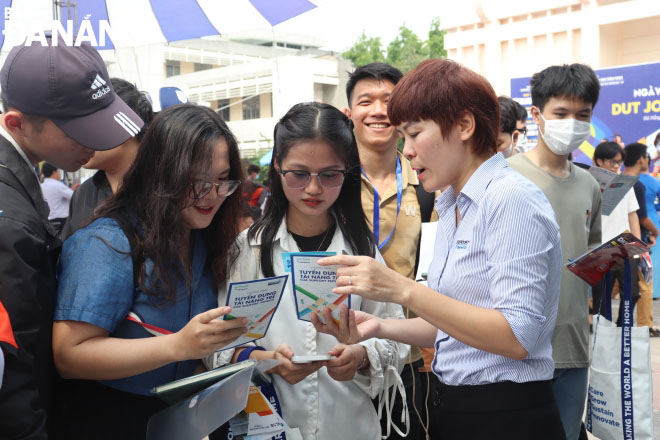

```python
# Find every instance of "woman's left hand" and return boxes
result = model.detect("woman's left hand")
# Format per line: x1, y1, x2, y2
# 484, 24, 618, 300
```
325, 344, 367, 381
318, 255, 415, 304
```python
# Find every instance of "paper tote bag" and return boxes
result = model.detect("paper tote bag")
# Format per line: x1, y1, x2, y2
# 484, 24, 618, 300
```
585, 260, 654, 440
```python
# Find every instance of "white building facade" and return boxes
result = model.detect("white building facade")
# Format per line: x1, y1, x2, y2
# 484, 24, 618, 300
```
440, 0, 660, 95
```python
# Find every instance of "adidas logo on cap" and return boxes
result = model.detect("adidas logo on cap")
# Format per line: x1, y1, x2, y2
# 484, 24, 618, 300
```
90, 74, 106, 90
90, 73, 110, 99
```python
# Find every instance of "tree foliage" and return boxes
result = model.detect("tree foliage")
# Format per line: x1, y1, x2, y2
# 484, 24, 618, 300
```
342, 18, 447, 73
342, 31, 385, 67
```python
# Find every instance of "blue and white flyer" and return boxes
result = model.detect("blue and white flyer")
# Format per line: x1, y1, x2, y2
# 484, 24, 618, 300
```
222, 275, 288, 350
289, 253, 349, 324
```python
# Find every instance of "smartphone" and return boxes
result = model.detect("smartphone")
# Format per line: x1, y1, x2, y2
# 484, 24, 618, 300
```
291, 354, 332, 363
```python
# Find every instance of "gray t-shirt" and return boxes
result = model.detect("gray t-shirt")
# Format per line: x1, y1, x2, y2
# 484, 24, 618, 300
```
508, 154, 602, 368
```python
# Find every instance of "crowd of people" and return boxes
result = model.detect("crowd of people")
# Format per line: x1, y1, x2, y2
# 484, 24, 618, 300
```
0, 33, 658, 440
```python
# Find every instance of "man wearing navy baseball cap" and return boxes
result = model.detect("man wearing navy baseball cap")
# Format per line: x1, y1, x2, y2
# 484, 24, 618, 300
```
0, 34, 143, 439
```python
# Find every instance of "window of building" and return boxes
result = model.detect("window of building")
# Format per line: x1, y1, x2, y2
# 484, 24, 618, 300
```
218, 99, 230, 121
242, 96, 260, 120
194, 63, 213, 72
165, 60, 180, 77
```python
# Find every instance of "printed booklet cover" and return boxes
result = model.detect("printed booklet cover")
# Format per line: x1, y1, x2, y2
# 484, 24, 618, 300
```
565, 232, 649, 285
222, 275, 288, 350
289, 253, 350, 324
588, 167, 638, 216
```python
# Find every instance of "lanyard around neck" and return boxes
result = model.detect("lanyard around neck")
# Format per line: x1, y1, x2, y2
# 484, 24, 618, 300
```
361, 156, 403, 250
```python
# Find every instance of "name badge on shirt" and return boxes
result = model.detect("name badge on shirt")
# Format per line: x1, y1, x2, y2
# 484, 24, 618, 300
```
456, 239, 470, 249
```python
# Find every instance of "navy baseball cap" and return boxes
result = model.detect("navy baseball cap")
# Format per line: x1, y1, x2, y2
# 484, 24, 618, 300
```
0, 34, 144, 151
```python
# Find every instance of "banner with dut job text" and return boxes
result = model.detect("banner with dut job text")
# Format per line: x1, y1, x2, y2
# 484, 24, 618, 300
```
511, 62, 660, 165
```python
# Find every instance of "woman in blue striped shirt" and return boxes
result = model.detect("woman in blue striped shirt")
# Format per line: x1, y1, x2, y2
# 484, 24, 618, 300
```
313, 59, 566, 440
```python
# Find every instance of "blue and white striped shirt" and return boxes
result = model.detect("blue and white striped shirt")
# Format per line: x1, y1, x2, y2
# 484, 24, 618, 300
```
428, 153, 562, 385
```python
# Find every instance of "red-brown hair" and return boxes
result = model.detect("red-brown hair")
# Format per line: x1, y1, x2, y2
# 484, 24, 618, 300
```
388, 59, 499, 156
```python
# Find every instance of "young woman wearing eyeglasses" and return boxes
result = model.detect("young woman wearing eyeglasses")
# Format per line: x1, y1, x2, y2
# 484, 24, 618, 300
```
211, 102, 408, 440
52, 105, 249, 438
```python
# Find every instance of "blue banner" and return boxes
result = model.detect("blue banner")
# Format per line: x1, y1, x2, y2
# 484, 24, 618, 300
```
149, 0, 219, 43
511, 62, 660, 165
58, 0, 114, 50
0, 0, 12, 51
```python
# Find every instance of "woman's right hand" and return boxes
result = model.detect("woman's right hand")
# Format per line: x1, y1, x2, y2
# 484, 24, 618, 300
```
268, 344, 326, 385
172, 306, 247, 361
311, 304, 380, 345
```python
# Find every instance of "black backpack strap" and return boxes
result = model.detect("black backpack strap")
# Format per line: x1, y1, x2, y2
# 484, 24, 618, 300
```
413, 184, 436, 278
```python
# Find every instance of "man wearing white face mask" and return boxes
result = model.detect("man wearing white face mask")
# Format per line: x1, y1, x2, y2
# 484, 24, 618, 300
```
508, 64, 602, 440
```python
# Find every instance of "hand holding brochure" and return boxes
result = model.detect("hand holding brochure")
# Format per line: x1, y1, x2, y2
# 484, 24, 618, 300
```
565, 232, 649, 285
588, 166, 637, 216
289, 252, 349, 324
222, 275, 288, 350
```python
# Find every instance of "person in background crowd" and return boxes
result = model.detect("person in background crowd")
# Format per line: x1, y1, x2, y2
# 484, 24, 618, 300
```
343, 62, 437, 440
622, 142, 659, 335
508, 63, 602, 440
215, 102, 408, 440
614, 133, 625, 149
0, 35, 143, 439
241, 163, 267, 215
637, 147, 660, 299
591, 142, 640, 325
40, 162, 74, 234
496, 96, 520, 158
61, 78, 154, 239
315, 58, 565, 440
52, 105, 247, 439
513, 100, 529, 153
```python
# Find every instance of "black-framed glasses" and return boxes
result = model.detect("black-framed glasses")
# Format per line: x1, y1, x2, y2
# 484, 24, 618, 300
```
515, 127, 527, 136
604, 158, 623, 168
278, 169, 347, 189
190, 180, 241, 199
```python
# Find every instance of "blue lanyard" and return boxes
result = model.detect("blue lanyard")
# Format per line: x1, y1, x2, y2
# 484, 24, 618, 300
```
361, 157, 403, 250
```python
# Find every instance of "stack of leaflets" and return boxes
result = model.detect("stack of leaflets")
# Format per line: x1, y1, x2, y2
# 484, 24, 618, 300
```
565, 232, 649, 285
285, 252, 350, 324
588, 166, 637, 216
222, 275, 288, 350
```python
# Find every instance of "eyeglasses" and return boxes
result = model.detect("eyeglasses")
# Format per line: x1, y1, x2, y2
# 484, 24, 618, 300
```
190, 180, 241, 199
515, 127, 527, 136
278, 169, 347, 189
604, 159, 623, 168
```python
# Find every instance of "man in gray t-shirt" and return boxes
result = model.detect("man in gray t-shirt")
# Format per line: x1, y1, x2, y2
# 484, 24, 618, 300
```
508, 64, 602, 440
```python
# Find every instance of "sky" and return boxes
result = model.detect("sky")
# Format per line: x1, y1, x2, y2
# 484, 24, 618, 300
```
261, 0, 442, 53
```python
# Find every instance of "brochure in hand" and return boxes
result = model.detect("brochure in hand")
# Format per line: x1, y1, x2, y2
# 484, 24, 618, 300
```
222, 275, 288, 350
152, 359, 257, 404
588, 167, 638, 216
147, 362, 255, 440
288, 252, 349, 324
565, 232, 649, 285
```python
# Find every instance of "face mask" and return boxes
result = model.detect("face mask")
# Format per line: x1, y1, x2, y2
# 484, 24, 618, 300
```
502, 139, 514, 158
536, 110, 591, 155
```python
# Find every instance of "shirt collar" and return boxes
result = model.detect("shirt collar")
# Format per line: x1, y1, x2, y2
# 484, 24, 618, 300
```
458, 153, 506, 205
435, 153, 506, 211
0, 124, 36, 176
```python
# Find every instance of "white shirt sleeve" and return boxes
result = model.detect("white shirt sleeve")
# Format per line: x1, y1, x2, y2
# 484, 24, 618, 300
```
625, 188, 639, 214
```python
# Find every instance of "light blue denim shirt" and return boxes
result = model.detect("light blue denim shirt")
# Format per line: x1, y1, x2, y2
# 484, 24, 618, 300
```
55, 217, 218, 395
428, 153, 562, 385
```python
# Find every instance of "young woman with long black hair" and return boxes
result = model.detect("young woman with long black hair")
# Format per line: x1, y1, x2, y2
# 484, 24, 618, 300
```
52, 104, 248, 438
213, 102, 408, 440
